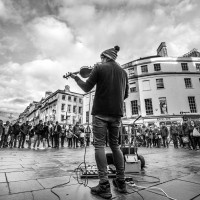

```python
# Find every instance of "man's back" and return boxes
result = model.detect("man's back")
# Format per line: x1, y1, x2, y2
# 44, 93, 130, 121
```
90, 61, 128, 117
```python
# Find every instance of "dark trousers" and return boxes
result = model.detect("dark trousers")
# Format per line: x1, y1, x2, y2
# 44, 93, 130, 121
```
162, 137, 168, 147
172, 135, 178, 148
68, 138, 72, 147
18, 134, 26, 148
73, 136, 79, 147
54, 134, 59, 148
50, 135, 54, 147
61, 136, 65, 147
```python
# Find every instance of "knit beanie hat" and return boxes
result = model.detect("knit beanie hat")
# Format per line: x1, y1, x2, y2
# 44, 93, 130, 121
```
100, 46, 120, 60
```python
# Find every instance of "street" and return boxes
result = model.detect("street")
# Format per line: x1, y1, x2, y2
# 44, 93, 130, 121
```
0, 145, 200, 200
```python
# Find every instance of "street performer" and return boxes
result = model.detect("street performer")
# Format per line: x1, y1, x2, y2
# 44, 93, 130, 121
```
70, 45, 129, 199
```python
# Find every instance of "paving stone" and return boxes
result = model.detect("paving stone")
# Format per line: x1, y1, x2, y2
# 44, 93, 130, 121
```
0, 192, 33, 200
0, 173, 6, 183
0, 182, 9, 195
6, 171, 37, 182
32, 189, 57, 200
146, 179, 200, 200
37, 176, 72, 189
0, 168, 33, 173
178, 174, 200, 184
9, 180, 44, 193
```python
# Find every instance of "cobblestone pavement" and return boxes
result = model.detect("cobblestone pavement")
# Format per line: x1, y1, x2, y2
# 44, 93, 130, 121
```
0, 144, 200, 200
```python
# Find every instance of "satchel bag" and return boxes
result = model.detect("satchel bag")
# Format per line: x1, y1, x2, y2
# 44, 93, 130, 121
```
182, 136, 189, 143
192, 128, 200, 137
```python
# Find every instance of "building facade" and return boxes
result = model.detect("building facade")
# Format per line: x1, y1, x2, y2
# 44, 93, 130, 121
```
123, 42, 200, 126
19, 85, 84, 125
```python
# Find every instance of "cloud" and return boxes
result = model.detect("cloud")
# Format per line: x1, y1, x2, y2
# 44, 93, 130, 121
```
0, 0, 200, 115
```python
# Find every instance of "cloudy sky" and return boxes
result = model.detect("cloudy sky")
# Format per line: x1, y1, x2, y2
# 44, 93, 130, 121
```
0, 0, 200, 114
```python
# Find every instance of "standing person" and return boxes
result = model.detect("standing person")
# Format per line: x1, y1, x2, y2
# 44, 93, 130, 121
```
33, 120, 43, 150
18, 121, 30, 148
11, 121, 21, 148
170, 123, 179, 148
28, 125, 35, 149
48, 121, 54, 148
67, 125, 73, 147
177, 122, 183, 148
61, 125, 66, 148
70, 45, 129, 199
192, 122, 200, 150
3, 121, 12, 148
73, 122, 80, 148
43, 122, 51, 148
160, 124, 169, 148
0, 120, 5, 148
54, 121, 61, 149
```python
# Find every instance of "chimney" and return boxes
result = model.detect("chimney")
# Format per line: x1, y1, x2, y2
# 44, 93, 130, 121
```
65, 85, 70, 92
45, 91, 52, 98
157, 42, 168, 57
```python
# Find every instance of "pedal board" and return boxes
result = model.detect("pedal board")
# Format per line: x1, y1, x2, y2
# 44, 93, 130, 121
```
80, 165, 116, 178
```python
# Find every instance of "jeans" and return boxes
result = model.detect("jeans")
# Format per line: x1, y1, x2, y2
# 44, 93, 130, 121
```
92, 115, 125, 182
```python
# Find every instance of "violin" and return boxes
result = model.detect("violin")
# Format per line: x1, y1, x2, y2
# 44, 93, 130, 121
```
63, 66, 93, 79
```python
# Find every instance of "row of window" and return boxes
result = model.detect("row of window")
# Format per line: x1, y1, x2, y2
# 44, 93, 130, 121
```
141, 63, 200, 73
126, 96, 197, 116
62, 95, 83, 103
128, 63, 200, 77
129, 78, 199, 93
61, 104, 82, 114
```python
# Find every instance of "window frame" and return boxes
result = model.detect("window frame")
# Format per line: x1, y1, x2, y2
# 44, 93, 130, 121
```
188, 96, 197, 113
156, 78, 164, 89
145, 98, 153, 115
141, 65, 148, 73
131, 100, 139, 115
154, 63, 161, 71
184, 78, 192, 88
181, 63, 188, 71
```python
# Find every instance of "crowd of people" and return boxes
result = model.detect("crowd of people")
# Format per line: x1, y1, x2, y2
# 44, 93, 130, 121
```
1, 118, 200, 151
121, 120, 200, 151
0, 119, 92, 150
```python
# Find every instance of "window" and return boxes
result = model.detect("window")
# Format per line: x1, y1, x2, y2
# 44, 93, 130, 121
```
79, 98, 83, 103
128, 67, 135, 77
62, 95, 65, 100
141, 65, 148, 73
181, 63, 188, 71
196, 63, 200, 71
131, 100, 138, 115
145, 98, 153, 115
73, 106, 77, 113
188, 96, 197, 113
61, 114, 65, 122
79, 107, 82, 114
67, 105, 71, 113
142, 80, 151, 91
156, 78, 164, 89
61, 104, 65, 111
184, 78, 192, 88
130, 82, 136, 93
154, 63, 161, 71
68, 96, 71, 101
74, 97, 77, 102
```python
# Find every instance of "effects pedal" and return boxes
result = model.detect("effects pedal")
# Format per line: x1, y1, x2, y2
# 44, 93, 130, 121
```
80, 165, 116, 178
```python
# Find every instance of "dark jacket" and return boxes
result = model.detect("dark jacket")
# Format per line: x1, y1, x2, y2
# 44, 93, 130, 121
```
34, 124, 43, 135
12, 124, 21, 135
75, 61, 129, 117
161, 126, 169, 137
54, 124, 62, 134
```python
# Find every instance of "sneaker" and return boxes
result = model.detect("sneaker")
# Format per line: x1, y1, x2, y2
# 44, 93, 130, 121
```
113, 178, 127, 193
91, 181, 112, 199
